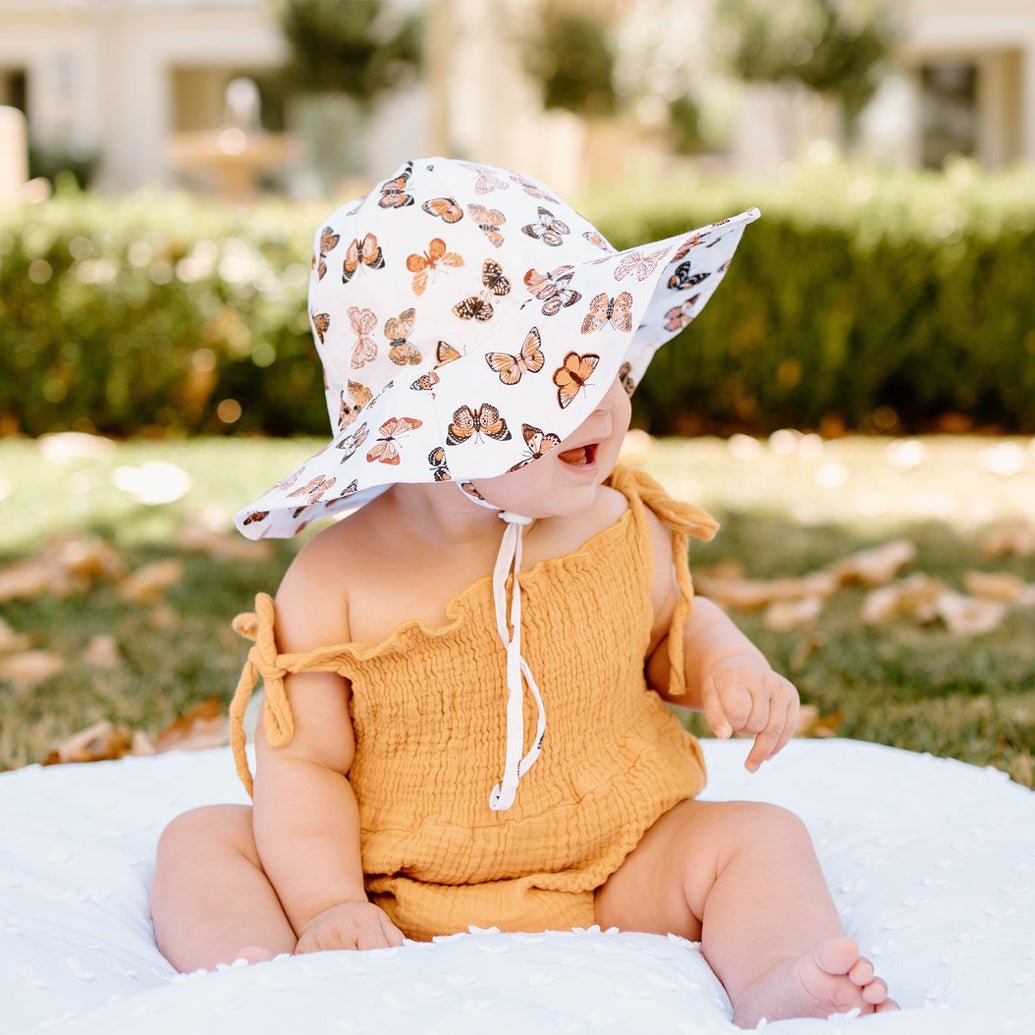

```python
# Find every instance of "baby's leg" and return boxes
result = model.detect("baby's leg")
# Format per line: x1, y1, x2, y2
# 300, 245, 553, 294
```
150, 804, 296, 972
595, 800, 897, 1027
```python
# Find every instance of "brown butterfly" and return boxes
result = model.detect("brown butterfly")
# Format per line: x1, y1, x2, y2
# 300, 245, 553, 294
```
288, 474, 336, 503
522, 207, 570, 247
339, 379, 374, 429
325, 480, 359, 506
314, 226, 340, 280
467, 203, 506, 248
663, 296, 700, 332
583, 229, 613, 252
464, 164, 510, 194
485, 327, 545, 386
614, 247, 669, 282
410, 371, 440, 391
446, 403, 511, 445
242, 510, 269, 526
668, 261, 711, 291
553, 351, 600, 409
311, 311, 330, 345
342, 233, 386, 283
384, 308, 422, 366
435, 340, 462, 366
581, 291, 633, 335
509, 174, 558, 202
671, 234, 704, 263
366, 416, 422, 465
422, 196, 464, 223
336, 422, 369, 462
617, 361, 637, 396
378, 162, 414, 208
406, 237, 464, 295
508, 422, 562, 471
452, 259, 511, 322
524, 265, 582, 315
428, 445, 451, 481
347, 306, 378, 369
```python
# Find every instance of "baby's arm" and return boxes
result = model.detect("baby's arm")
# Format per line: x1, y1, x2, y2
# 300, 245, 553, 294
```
642, 510, 800, 771
251, 532, 403, 952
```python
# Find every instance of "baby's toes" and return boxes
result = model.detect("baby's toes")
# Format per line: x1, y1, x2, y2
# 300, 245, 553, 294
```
848, 958, 875, 987
861, 977, 889, 1005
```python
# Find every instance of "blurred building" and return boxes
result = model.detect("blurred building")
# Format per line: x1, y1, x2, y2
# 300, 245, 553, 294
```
0, 0, 1034, 195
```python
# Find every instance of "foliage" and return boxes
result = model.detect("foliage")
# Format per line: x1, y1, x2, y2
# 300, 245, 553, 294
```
1, 159, 1034, 438
271, 0, 423, 106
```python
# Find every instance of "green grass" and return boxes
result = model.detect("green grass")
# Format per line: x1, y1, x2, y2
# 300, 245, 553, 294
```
1, 432, 1033, 785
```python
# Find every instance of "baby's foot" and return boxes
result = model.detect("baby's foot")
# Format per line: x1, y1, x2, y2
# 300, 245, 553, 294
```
732, 936, 898, 1028
232, 945, 277, 965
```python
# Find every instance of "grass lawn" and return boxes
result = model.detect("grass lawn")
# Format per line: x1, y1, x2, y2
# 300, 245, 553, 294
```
1, 431, 1033, 785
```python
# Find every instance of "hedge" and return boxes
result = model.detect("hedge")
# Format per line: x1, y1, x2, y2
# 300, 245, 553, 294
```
2, 158, 1034, 438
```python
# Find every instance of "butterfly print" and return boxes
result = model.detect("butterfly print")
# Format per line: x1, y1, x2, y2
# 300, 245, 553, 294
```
553, 351, 600, 409
428, 445, 451, 481
339, 379, 374, 429
347, 306, 378, 369
422, 196, 464, 223
446, 403, 512, 445
507, 422, 562, 471
663, 296, 700, 332
314, 226, 340, 280
581, 291, 633, 335
485, 327, 545, 386
342, 233, 386, 283
378, 161, 414, 208
668, 261, 711, 291
508, 174, 558, 203
582, 229, 614, 252
311, 311, 330, 345
614, 247, 668, 282
410, 371, 440, 391
521, 206, 570, 247
617, 361, 637, 396
242, 510, 269, 526
336, 422, 369, 463
524, 265, 582, 316
384, 308, 422, 366
452, 259, 512, 322
366, 416, 423, 465
671, 234, 704, 263
276, 469, 302, 491
435, 340, 462, 366
287, 475, 336, 504
463, 163, 510, 194
324, 480, 359, 507
467, 203, 506, 248
406, 237, 464, 296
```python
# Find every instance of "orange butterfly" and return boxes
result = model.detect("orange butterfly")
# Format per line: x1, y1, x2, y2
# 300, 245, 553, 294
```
524, 265, 582, 315
671, 234, 703, 263
663, 296, 700, 332
287, 475, 336, 503
405, 237, 464, 296
508, 422, 562, 471
422, 196, 463, 223
311, 311, 330, 344
348, 306, 378, 369
617, 361, 637, 396
339, 379, 374, 429
435, 340, 462, 366
452, 259, 511, 322
485, 327, 545, 386
314, 226, 340, 280
384, 308, 422, 366
509, 174, 558, 203
342, 233, 386, 283
428, 446, 451, 481
378, 162, 414, 209
614, 247, 668, 282
583, 230, 613, 252
553, 351, 600, 409
446, 403, 511, 445
522, 206, 570, 247
336, 422, 369, 462
366, 416, 423, 465
410, 371, 440, 391
581, 291, 633, 334
467, 203, 506, 248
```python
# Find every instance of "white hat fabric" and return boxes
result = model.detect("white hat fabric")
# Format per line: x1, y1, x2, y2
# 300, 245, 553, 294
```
234, 157, 758, 539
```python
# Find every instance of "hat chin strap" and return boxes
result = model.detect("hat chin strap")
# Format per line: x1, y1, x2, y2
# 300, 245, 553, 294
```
457, 483, 546, 811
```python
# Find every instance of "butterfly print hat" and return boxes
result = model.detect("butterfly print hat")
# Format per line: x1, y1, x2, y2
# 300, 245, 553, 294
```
235, 156, 758, 539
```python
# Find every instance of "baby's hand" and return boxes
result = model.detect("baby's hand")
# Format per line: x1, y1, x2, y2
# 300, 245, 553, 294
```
295, 900, 405, 953
702, 654, 800, 772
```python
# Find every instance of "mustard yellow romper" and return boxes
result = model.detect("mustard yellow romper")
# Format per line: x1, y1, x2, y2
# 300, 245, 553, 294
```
229, 466, 718, 940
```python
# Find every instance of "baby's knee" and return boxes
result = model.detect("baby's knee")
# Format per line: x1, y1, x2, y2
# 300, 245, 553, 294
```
156, 804, 255, 863
711, 801, 812, 849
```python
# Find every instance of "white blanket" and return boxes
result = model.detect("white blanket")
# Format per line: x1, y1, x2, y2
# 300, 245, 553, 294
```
2, 739, 1033, 1034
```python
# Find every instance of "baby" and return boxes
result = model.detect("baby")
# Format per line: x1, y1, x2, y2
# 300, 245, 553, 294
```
150, 157, 896, 1027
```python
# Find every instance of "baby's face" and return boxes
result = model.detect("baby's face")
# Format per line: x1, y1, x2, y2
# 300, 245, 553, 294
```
471, 375, 632, 518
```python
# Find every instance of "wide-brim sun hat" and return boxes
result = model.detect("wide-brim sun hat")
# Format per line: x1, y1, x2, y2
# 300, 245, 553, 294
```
234, 156, 758, 540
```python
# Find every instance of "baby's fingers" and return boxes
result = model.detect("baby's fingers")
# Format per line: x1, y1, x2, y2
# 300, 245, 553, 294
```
703, 675, 752, 740
378, 912, 406, 948
744, 699, 791, 773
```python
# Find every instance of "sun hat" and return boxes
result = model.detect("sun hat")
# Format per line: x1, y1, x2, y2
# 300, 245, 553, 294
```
233, 156, 758, 810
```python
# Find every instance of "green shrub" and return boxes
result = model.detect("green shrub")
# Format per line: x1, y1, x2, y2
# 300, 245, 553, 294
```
1, 159, 1034, 438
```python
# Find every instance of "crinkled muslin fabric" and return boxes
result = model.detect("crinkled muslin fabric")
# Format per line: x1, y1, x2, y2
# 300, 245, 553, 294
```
2, 740, 1033, 1033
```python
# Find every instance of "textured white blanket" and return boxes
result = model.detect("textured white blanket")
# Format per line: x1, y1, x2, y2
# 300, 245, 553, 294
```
2, 739, 1033, 1034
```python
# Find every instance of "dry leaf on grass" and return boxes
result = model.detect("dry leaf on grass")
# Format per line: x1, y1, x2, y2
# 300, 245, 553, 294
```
0, 617, 32, 654
829, 540, 917, 587
82, 634, 122, 668
43, 720, 134, 765
795, 704, 843, 738
695, 571, 838, 610
46, 536, 127, 583
0, 650, 66, 690
0, 560, 74, 602
862, 574, 945, 625
118, 559, 184, 603
980, 521, 1035, 559
154, 697, 229, 752
934, 592, 1009, 636
763, 596, 824, 631
962, 570, 1028, 603
178, 525, 273, 562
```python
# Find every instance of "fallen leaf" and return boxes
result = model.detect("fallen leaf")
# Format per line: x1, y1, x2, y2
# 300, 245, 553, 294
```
0, 650, 66, 690
47, 536, 127, 583
935, 591, 1008, 636
82, 634, 121, 668
795, 704, 843, 738
0, 617, 32, 654
763, 596, 824, 631
829, 540, 917, 587
118, 559, 184, 603
44, 720, 133, 764
980, 521, 1035, 559
0, 560, 73, 602
861, 574, 945, 625
962, 571, 1028, 603
178, 525, 273, 561
695, 572, 838, 610
154, 697, 229, 752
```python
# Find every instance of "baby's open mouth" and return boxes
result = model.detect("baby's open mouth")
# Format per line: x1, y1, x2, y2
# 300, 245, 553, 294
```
558, 443, 598, 466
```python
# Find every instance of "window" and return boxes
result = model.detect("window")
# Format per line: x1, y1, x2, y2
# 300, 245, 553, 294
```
919, 61, 978, 168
